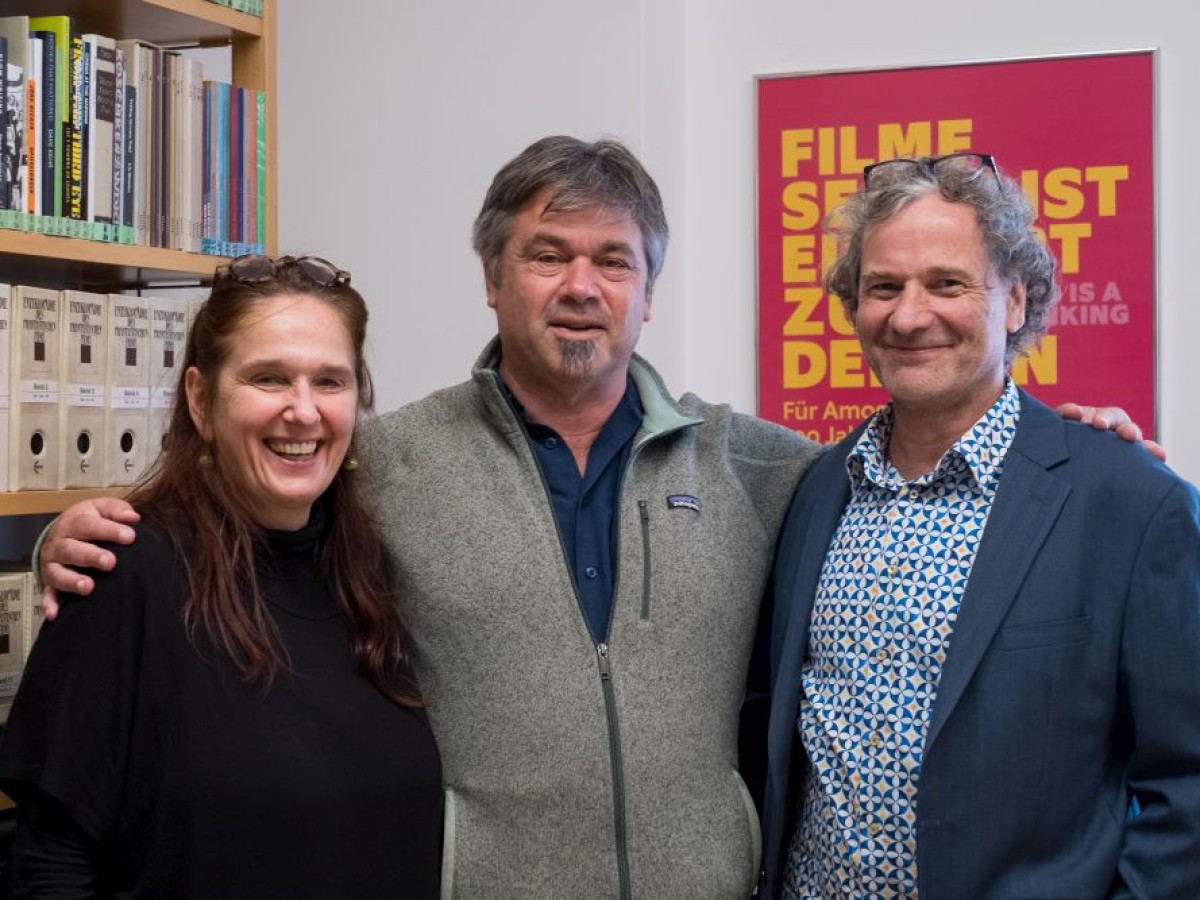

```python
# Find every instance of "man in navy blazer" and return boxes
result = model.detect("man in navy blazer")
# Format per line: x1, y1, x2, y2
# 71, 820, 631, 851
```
758, 153, 1200, 899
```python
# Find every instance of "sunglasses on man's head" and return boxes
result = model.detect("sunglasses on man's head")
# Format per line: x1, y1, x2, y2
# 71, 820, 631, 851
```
862, 153, 1003, 192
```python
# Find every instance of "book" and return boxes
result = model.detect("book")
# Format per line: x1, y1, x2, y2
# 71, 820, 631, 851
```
8, 285, 61, 491
24, 36, 38, 216
203, 79, 231, 245
0, 570, 26, 722
77, 34, 90, 221
30, 29, 56, 218
0, 283, 13, 492
116, 39, 154, 244
256, 87, 266, 249
229, 84, 241, 243
0, 17, 30, 211
148, 294, 189, 463
82, 33, 116, 224
64, 29, 84, 220
23, 571, 44, 665
166, 50, 184, 250
158, 50, 180, 248
148, 43, 164, 246
242, 86, 256, 252
27, 15, 69, 219
0, 36, 7, 209
112, 42, 125, 229
104, 295, 151, 485
58, 290, 108, 488
186, 56, 203, 252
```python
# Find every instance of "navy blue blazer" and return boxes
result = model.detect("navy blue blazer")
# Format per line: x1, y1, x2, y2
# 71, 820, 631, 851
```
758, 392, 1200, 899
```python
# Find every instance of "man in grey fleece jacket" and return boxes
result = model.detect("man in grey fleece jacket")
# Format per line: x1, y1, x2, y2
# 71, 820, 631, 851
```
34, 136, 1148, 899
350, 135, 822, 897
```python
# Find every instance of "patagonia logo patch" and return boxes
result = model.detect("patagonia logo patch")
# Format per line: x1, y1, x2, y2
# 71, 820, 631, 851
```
667, 494, 700, 513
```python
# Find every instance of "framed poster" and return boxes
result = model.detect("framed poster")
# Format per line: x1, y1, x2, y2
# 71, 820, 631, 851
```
756, 51, 1157, 442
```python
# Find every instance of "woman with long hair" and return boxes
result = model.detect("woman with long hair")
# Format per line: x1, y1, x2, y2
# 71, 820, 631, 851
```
0, 256, 442, 897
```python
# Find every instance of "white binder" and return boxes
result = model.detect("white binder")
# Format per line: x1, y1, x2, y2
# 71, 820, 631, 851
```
104, 296, 153, 485
59, 290, 110, 488
9, 285, 62, 491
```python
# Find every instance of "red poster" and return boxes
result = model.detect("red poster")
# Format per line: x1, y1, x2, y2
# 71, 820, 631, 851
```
757, 52, 1156, 442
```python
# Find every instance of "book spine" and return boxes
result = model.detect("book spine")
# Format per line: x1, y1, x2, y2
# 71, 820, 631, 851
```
243, 87, 255, 252
6, 61, 24, 213
0, 36, 8, 210
215, 81, 228, 243
78, 37, 91, 222
24, 42, 35, 215
112, 44, 124, 230
137, 45, 151, 245
201, 81, 211, 241
121, 70, 134, 231
33, 30, 55, 218
189, 60, 202, 252
229, 84, 241, 245
255, 87, 266, 250
85, 36, 115, 225
66, 32, 83, 220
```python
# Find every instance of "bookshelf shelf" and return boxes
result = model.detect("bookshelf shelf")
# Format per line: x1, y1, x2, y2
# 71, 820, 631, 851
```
0, 231, 229, 286
18, 0, 262, 45
0, 488, 130, 517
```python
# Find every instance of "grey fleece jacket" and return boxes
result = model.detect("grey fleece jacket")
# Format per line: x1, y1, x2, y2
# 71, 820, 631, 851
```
357, 339, 821, 899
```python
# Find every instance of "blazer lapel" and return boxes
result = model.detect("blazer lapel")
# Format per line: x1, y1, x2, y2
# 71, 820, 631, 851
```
924, 396, 1072, 752
775, 438, 861, 673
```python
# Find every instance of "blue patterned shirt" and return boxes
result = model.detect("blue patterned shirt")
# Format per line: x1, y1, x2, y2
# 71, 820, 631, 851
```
784, 381, 1021, 899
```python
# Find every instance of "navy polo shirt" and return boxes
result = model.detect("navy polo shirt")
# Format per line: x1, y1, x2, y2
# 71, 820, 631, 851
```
504, 376, 643, 641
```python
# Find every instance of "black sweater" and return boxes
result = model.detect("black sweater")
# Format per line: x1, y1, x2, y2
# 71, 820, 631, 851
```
0, 517, 442, 897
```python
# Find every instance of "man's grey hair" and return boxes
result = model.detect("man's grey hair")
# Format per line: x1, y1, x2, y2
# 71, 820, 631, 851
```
824, 157, 1059, 365
472, 135, 669, 291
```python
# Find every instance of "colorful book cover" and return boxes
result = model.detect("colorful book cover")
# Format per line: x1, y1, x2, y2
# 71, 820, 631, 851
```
24, 37, 37, 216
78, 35, 91, 221
27, 15, 69, 218
65, 30, 83, 220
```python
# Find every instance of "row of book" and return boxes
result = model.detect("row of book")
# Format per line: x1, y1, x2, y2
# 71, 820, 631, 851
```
0, 15, 266, 256
0, 568, 43, 723
1, 282, 195, 493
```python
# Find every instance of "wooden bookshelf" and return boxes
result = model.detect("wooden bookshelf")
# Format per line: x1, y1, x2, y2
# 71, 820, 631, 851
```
0, 488, 131, 517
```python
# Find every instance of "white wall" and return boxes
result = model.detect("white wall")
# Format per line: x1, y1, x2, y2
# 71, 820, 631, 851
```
278, 1, 1200, 483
